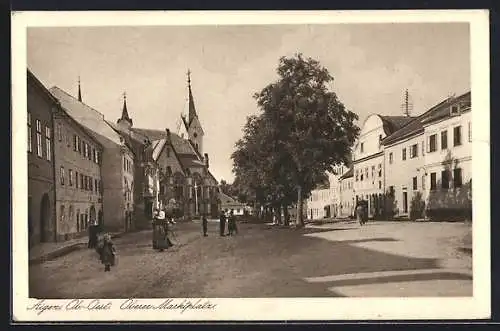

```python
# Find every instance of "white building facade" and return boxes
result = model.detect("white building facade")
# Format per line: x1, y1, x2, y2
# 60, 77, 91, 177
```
338, 168, 355, 218
383, 123, 426, 218
353, 114, 414, 218
381, 91, 471, 220
422, 92, 472, 220
307, 188, 334, 220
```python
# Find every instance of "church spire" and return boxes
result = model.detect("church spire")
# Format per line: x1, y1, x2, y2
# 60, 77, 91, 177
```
117, 91, 133, 128
77, 76, 82, 102
187, 69, 197, 125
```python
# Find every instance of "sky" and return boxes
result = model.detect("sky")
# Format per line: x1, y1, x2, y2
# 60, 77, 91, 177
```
27, 23, 470, 182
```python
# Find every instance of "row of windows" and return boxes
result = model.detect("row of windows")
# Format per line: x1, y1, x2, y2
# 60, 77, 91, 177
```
72, 133, 100, 165
60, 166, 102, 194
28, 113, 102, 167
309, 190, 333, 202
124, 177, 133, 201
27, 112, 52, 161
387, 123, 471, 165
428, 123, 470, 153
340, 180, 353, 191
429, 168, 463, 191
355, 164, 382, 182
124, 157, 133, 173
59, 205, 97, 233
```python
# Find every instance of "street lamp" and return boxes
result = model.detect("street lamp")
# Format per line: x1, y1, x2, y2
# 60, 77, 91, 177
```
194, 180, 199, 216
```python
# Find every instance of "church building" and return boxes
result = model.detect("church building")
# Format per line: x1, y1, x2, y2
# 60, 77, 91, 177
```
109, 71, 220, 225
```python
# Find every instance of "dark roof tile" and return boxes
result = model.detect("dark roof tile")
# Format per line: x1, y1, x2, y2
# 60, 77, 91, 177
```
382, 91, 471, 146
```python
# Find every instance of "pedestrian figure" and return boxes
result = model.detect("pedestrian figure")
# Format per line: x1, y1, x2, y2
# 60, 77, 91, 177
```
98, 233, 116, 272
156, 208, 174, 251
219, 210, 227, 236
231, 210, 238, 234
202, 213, 208, 236
88, 215, 99, 249
356, 201, 367, 226
228, 210, 236, 236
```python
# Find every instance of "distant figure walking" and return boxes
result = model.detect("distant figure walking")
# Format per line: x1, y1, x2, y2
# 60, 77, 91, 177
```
356, 201, 367, 226
98, 233, 116, 272
228, 210, 237, 236
219, 210, 227, 236
202, 213, 208, 236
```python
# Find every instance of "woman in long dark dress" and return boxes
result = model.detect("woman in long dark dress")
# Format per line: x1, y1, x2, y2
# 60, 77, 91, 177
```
99, 233, 116, 272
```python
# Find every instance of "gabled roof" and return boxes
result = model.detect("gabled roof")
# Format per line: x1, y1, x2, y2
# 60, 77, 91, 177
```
49, 86, 131, 150
339, 167, 354, 180
381, 117, 424, 146
28, 71, 103, 150
151, 138, 168, 161
131, 128, 196, 156
178, 156, 205, 168
421, 91, 471, 125
381, 91, 471, 146
54, 106, 103, 149
219, 192, 245, 206
106, 120, 150, 145
27, 69, 60, 106
380, 115, 416, 136
207, 170, 218, 185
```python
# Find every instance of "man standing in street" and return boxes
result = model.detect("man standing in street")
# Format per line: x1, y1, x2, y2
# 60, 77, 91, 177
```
88, 214, 98, 249
202, 213, 208, 237
219, 210, 227, 236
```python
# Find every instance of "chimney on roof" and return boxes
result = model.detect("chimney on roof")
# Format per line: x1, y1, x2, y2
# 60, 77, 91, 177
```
77, 76, 82, 102
204, 153, 209, 169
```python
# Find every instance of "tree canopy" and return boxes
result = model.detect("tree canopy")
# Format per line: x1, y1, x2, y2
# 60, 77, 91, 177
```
231, 53, 360, 226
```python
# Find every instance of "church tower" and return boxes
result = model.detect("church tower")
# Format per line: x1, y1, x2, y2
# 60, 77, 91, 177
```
184, 70, 204, 154
117, 92, 133, 130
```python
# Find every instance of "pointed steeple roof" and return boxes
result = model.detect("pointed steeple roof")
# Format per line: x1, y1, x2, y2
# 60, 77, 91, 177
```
77, 76, 82, 102
187, 69, 198, 125
118, 91, 133, 126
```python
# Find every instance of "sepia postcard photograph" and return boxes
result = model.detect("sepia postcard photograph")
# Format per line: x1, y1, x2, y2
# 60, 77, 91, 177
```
11, 10, 490, 322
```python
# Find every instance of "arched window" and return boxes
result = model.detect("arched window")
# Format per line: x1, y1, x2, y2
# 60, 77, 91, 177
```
173, 172, 185, 200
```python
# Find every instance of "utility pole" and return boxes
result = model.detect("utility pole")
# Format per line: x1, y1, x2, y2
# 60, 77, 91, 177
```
401, 89, 413, 117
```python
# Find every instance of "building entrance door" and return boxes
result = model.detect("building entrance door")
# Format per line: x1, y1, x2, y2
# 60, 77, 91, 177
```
403, 191, 408, 214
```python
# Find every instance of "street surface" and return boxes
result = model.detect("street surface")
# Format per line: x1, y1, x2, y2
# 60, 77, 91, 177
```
29, 220, 472, 298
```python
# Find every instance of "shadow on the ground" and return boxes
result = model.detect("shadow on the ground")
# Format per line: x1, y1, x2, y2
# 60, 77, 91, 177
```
314, 271, 472, 288
264, 226, 359, 234
29, 222, 471, 299
332, 237, 400, 245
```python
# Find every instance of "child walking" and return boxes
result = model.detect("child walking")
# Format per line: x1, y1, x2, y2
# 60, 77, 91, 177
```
99, 233, 116, 272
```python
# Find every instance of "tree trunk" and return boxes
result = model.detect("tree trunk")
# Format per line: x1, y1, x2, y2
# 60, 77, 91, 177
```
297, 185, 304, 227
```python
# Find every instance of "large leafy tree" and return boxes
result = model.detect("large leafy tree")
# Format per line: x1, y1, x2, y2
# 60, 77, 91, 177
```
252, 53, 360, 226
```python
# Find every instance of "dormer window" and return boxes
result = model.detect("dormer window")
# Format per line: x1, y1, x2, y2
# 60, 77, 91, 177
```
450, 104, 460, 116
